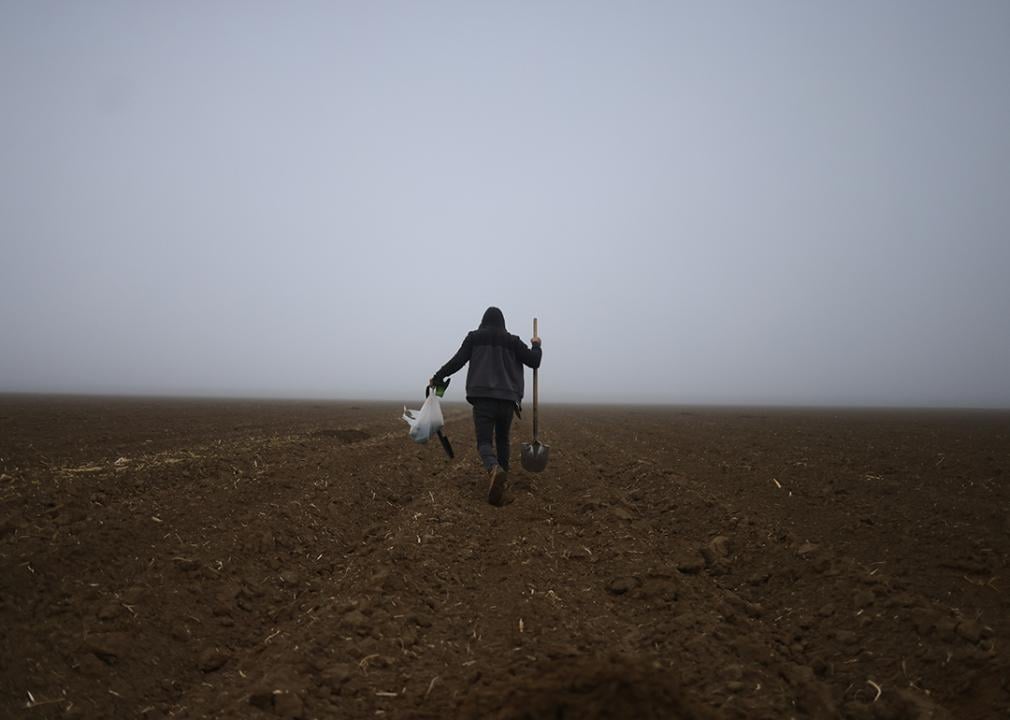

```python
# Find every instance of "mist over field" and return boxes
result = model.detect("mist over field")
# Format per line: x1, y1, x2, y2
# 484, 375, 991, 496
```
2, 2, 1009, 407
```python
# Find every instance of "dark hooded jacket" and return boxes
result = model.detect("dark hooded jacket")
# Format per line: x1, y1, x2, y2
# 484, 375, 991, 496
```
433, 307, 542, 403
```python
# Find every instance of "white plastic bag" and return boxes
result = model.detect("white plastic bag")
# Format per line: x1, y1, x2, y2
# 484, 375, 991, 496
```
402, 390, 444, 444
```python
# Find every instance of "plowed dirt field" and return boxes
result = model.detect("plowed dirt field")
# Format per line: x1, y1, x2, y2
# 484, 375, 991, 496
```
1, 397, 1008, 719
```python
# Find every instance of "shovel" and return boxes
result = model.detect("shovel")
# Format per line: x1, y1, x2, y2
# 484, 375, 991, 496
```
521, 317, 550, 472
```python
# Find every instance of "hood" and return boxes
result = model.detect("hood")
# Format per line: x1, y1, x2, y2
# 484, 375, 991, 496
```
479, 306, 507, 331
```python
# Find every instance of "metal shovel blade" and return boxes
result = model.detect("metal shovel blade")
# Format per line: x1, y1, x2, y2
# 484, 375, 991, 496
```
520, 440, 550, 472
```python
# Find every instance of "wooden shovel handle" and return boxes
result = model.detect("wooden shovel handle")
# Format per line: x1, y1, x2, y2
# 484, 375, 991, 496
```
532, 317, 539, 441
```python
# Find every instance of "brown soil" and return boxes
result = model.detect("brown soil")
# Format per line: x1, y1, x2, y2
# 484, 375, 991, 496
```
1, 396, 1008, 719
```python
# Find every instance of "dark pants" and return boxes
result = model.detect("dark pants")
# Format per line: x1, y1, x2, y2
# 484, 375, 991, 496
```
471, 398, 515, 471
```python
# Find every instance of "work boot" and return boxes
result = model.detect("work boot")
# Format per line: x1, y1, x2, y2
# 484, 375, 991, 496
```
487, 465, 508, 506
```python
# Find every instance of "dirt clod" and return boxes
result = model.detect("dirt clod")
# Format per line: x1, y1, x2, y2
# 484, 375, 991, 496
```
271, 690, 304, 718
675, 555, 705, 575
199, 647, 229, 672
84, 632, 131, 664
606, 576, 640, 595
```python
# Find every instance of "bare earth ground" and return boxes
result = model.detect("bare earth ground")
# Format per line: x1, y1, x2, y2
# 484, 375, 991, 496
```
1, 396, 1008, 719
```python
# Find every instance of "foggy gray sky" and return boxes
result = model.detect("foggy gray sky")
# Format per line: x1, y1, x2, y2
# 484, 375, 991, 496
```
2, 2, 1009, 407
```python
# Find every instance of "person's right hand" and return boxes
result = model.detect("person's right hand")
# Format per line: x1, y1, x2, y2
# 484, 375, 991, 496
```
531, 335, 541, 346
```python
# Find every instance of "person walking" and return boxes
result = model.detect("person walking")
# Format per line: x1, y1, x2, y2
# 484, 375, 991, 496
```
430, 307, 542, 506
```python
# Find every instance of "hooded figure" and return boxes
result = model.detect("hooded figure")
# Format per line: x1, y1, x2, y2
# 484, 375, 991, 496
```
431, 306, 542, 505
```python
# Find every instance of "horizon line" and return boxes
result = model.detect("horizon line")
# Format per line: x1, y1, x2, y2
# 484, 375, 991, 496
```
1, 390, 1007, 412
